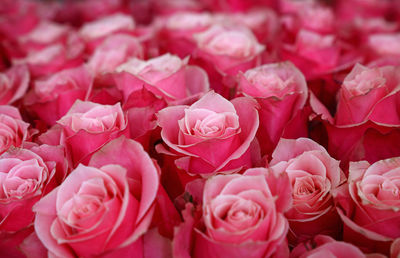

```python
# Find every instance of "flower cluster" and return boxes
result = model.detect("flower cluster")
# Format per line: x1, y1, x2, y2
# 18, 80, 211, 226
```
1, 0, 400, 257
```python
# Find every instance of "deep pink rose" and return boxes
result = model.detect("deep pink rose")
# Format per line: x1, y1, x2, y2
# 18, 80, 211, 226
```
33, 137, 159, 257
173, 168, 291, 258
0, 65, 29, 105
158, 12, 214, 58
0, 105, 30, 154
115, 53, 209, 102
79, 13, 136, 53
238, 61, 308, 155
321, 64, 400, 164
290, 235, 366, 258
269, 138, 345, 245
57, 100, 128, 166
24, 65, 93, 126
333, 157, 400, 255
336, 0, 391, 21
157, 91, 259, 176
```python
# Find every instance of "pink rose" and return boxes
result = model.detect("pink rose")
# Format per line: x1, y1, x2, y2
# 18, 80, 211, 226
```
192, 24, 264, 97
322, 64, 400, 164
333, 157, 400, 255
57, 100, 128, 166
367, 33, 400, 62
87, 33, 144, 83
193, 24, 265, 75
158, 12, 214, 58
12, 32, 85, 78
290, 235, 366, 258
24, 65, 93, 126
336, 0, 391, 21
79, 13, 136, 53
0, 105, 30, 154
0, 65, 29, 105
33, 137, 159, 257
0, 144, 66, 233
115, 53, 209, 102
157, 91, 259, 176
238, 61, 308, 155
174, 168, 291, 258
269, 138, 345, 245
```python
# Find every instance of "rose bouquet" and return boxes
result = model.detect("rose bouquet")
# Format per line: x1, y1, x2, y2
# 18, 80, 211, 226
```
1, 0, 400, 257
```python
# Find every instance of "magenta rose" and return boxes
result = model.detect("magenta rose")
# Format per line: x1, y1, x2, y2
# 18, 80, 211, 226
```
0, 105, 30, 154
33, 137, 159, 257
174, 168, 291, 258
333, 157, 400, 255
115, 53, 209, 103
157, 91, 259, 176
24, 65, 93, 126
57, 100, 128, 166
269, 138, 345, 245
290, 235, 366, 258
0, 65, 30, 105
238, 61, 308, 156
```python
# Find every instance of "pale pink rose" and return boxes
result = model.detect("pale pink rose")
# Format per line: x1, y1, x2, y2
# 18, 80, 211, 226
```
238, 61, 308, 155
33, 137, 160, 257
158, 12, 214, 57
15, 21, 70, 54
12, 32, 85, 78
79, 13, 136, 53
0, 143, 66, 237
0, 105, 30, 154
193, 24, 265, 76
0, 65, 29, 105
157, 91, 259, 177
269, 138, 346, 245
87, 33, 144, 81
173, 168, 291, 258
24, 65, 93, 126
367, 33, 400, 61
57, 100, 128, 166
290, 235, 366, 258
115, 53, 209, 102
333, 157, 400, 255
215, 9, 280, 44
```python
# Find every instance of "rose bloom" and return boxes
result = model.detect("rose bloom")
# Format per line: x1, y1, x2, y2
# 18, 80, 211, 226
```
269, 138, 345, 245
192, 24, 264, 97
57, 100, 128, 166
321, 64, 400, 164
115, 53, 209, 103
158, 11, 214, 58
24, 65, 93, 126
0, 65, 30, 105
290, 235, 366, 258
33, 137, 159, 257
193, 24, 265, 75
174, 168, 292, 258
0, 105, 30, 154
333, 157, 400, 255
238, 61, 308, 156
157, 91, 259, 177
79, 13, 136, 53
